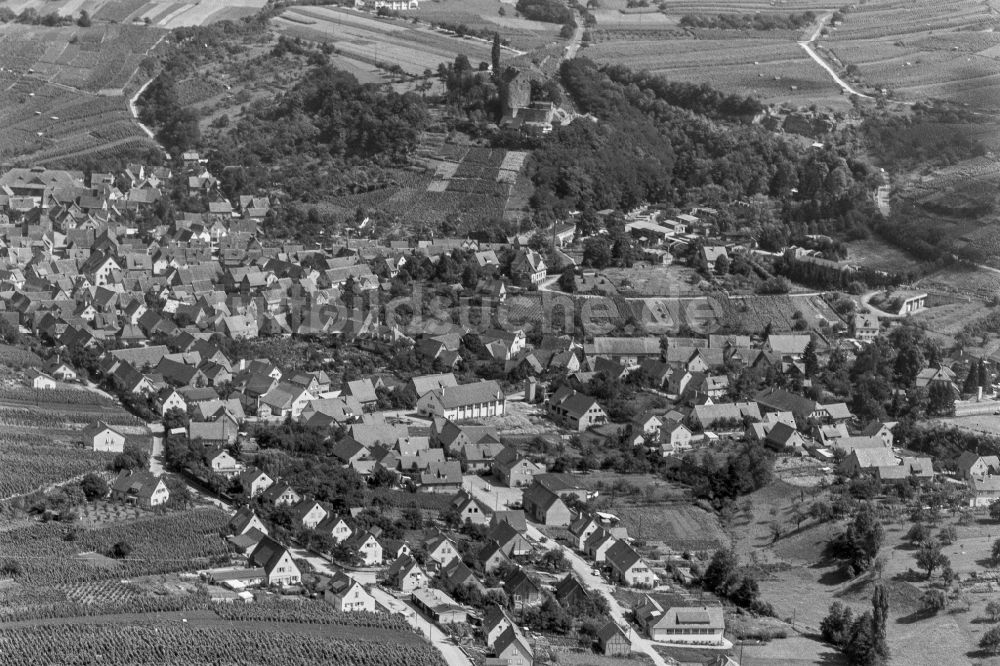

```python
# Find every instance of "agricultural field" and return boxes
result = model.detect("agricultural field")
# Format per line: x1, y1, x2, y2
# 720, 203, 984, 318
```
0, 508, 231, 586
844, 238, 926, 274
584, 37, 849, 109
0, 623, 447, 666
635, 292, 844, 335
607, 503, 729, 552
583, 265, 705, 297
272, 6, 497, 76
820, 0, 1000, 109
4, 0, 267, 27
0, 385, 148, 499
0, 22, 162, 164
412, 0, 562, 51
323, 142, 529, 226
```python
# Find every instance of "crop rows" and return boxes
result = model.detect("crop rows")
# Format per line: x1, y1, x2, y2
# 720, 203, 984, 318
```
0, 588, 211, 623
0, 442, 114, 499
0, 509, 231, 585
0, 625, 448, 666
213, 599, 416, 631
0, 386, 117, 406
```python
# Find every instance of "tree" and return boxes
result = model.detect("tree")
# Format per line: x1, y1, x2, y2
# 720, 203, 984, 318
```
80, 473, 108, 501
927, 382, 955, 416
491, 32, 501, 78
921, 588, 947, 614
871, 583, 889, 665
990, 501, 1000, 524
821, 602, 854, 645
714, 254, 730, 275
915, 539, 948, 579
905, 522, 930, 544
842, 502, 884, 573
557, 266, 577, 293
982, 626, 1000, 655
77, 9, 91, 27
986, 599, 1000, 622
113, 444, 150, 472
802, 339, 818, 377
110, 540, 133, 559
702, 549, 738, 596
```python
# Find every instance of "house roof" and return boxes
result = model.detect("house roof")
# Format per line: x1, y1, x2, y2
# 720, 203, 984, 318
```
249, 535, 290, 573
605, 540, 643, 572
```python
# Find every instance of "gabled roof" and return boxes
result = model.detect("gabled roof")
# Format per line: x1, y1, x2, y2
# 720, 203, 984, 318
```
249, 535, 290, 573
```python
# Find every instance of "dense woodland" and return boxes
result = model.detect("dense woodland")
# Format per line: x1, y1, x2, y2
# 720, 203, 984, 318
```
526, 58, 880, 242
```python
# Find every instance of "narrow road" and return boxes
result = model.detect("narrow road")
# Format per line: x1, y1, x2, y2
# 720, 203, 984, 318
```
369, 587, 474, 666
524, 523, 669, 666
564, 18, 586, 61
289, 548, 470, 665
129, 76, 158, 140
797, 13, 871, 99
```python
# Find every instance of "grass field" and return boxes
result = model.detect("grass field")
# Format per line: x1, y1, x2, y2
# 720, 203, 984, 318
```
845, 238, 925, 273
609, 503, 729, 552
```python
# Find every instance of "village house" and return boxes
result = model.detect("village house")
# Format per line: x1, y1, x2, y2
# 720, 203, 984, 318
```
229, 506, 269, 536
239, 468, 274, 498
522, 482, 572, 526
493, 446, 545, 488
83, 420, 126, 452
606, 541, 656, 588
110, 470, 169, 509
385, 554, 428, 593
324, 571, 375, 612
249, 535, 301, 586
412, 587, 467, 624
494, 627, 533, 666
596, 621, 631, 656
547, 386, 608, 431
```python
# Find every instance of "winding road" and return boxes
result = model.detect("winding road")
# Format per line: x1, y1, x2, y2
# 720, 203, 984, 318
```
797, 13, 871, 99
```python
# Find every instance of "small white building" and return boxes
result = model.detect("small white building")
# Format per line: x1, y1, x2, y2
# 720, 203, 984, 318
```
84, 421, 126, 453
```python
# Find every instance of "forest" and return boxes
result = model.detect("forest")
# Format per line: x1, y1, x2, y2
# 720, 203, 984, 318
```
526, 58, 880, 241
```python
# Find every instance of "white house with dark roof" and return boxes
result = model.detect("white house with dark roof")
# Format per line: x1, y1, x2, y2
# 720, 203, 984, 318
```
415, 380, 505, 420
83, 421, 126, 452
249, 535, 300, 586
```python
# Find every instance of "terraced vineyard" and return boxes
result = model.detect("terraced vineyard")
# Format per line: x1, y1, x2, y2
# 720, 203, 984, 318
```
0, 509, 231, 586
821, 0, 1000, 109
0, 624, 448, 666
0, 23, 162, 164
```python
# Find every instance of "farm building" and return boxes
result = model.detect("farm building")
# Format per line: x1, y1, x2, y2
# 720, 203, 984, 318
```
111, 470, 169, 509
83, 421, 126, 452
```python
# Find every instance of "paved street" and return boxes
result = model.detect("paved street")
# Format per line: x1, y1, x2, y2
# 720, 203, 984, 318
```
370, 587, 473, 666
524, 523, 670, 666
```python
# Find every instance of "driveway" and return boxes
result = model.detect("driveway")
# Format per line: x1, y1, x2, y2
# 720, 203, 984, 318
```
369, 587, 473, 666
461, 475, 523, 513
523, 523, 670, 666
